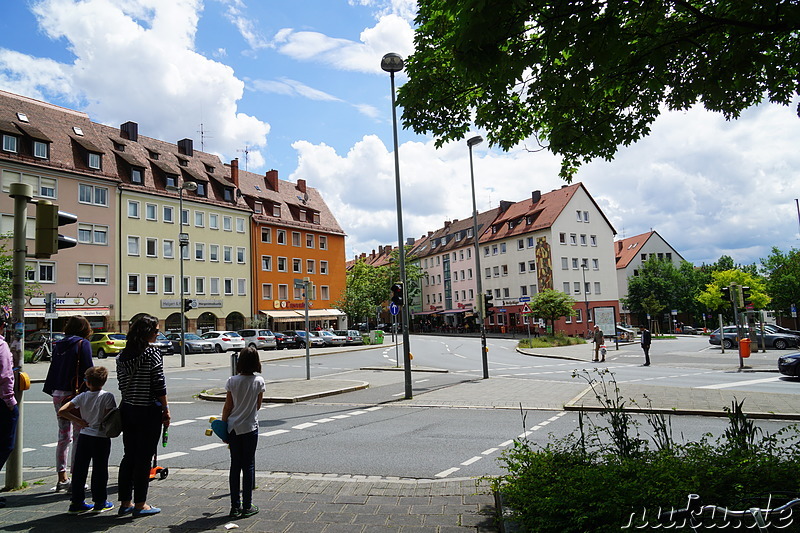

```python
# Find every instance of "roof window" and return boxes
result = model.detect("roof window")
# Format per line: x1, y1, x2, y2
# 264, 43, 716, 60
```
73, 126, 84, 136
16, 113, 29, 123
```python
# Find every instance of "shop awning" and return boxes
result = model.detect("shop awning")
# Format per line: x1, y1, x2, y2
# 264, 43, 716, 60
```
440, 309, 467, 314
260, 310, 302, 322
25, 307, 110, 318
260, 308, 345, 322
413, 310, 440, 316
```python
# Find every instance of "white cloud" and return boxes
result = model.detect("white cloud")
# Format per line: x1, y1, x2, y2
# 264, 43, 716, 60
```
252, 78, 342, 102
273, 14, 414, 74
216, 0, 269, 51
1, 0, 270, 163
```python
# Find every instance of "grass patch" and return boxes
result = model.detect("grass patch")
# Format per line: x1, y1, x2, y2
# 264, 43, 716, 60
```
518, 333, 587, 349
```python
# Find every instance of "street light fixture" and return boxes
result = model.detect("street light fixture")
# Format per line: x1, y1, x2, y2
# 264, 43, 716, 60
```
381, 52, 413, 399
467, 135, 489, 379
167, 180, 197, 368
581, 262, 591, 328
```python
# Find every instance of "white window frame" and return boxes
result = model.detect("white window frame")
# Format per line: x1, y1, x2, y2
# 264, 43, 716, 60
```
127, 200, 140, 219
127, 273, 140, 294
127, 236, 140, 256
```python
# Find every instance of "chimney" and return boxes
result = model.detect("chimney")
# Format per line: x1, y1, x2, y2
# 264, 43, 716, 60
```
230, 158, 239, 188
265, 169, 279, 192
444, 221, 451, 229
378, 246, 384, 255
406, 237, 415, 246
428, 231, 433, 237
499, 200, 513, 213
532, 190, 541, 203
177, 138, 193, 156
297, 179, 307, 193
120, 121, 138, 142
371, 249, 376, 258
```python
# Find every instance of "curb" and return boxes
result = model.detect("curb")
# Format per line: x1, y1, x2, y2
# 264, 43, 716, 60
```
359, 366, 449, 373
198, 380, 370, 403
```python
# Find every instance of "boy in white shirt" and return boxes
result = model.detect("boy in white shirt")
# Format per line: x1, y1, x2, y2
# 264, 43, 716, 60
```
58, 366, 116, 513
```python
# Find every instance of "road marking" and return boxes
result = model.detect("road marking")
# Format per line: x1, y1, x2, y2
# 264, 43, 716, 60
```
500, 440, 514, 447
414, 379, 430, 384
698, 376, 781, 389
293, 422, 317, 430
159, 452, 189, 460
435, 467, 460, 478
314, 418, 335, 423
365, 406, 383, 411
461, 456, 482, 466
22, 448, 35, 453
482, 448, 498, 455
260, 429, 290, 437
42, 442, 58, 448
168, 401, 195, 404
23, 401, 51, 404
170, 420, 195, 426
191, 443, 228, 451
348, 410, 368, 415
196, 415, 220, 420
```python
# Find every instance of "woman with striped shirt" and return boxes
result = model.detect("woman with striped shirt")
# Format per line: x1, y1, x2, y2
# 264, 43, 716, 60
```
116, 315, 170, 517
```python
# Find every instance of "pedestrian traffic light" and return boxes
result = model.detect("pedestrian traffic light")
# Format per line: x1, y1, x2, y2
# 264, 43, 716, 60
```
721, 286, 731, 303
484, 293, 494, 315
184, 298, 198, 312
35, 201, 77, 258
391, 283, 403, 306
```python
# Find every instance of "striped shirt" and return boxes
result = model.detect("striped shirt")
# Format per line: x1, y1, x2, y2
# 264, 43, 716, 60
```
116, 346, 167, 406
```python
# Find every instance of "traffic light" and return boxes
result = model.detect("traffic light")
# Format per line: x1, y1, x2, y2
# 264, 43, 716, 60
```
721, 286, 732, 303
35, 201, 77, 258
484, 293, 494, 315
390, 283, 403, 306
476, 293, 485, 317
741, 286, 752, 308
184, 298, 198, 312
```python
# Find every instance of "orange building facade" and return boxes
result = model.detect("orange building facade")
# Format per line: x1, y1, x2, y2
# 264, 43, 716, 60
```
236, 165, 347, 331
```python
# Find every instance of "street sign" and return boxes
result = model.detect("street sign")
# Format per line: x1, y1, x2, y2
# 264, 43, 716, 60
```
44, 312, 58, 320
518, 296, 531, 303
792, 303, 797, 318
389, 302, 399, 316
294, 278, 306, 288
522, 303, 531, 314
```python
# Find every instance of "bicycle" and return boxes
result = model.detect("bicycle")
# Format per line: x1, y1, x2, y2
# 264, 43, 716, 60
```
32, 341, 52, 363
659, 493, 800, 532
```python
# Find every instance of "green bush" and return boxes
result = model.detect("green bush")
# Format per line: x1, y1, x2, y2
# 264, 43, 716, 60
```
519, 333, 587, 349
490, 371, 800, 532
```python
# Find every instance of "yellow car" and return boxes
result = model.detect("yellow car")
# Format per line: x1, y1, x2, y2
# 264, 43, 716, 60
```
89, 332, 127, 358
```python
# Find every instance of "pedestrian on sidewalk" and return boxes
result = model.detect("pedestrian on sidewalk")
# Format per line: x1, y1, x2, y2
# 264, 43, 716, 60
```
42, 315, 94, 492
0, 310, 18, 509
222, 346, 265, 519
116, 315, 170, 517
58, 366, 116, 514
592, 325, 605, 362
639, 325, 651, 366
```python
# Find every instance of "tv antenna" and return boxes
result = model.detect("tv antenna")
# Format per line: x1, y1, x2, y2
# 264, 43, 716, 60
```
237, 145, 250, 171
197, 123, 212, 152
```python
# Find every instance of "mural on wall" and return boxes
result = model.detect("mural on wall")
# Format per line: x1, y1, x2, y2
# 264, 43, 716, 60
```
536, 237, 553, 291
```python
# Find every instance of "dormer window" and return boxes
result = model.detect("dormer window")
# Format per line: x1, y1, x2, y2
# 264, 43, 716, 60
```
73, 126, 84, 136
298, 209, 306, 222
113, 141, 125, 151
148, 150, 159, 160
223, 187, 233, 202
2, 134, 18, 153
272, 204, 281, 217
165, 174, 177, 189
204, 164, 214, 173
131, 168, 143, 184
195, 182, 206, 197
254, 202, 263, 214
312, 212, 320, 224
178, 158, 188, 167
88, 152, 101, 170
16, 113, 29, 123
33, 141, 48, 159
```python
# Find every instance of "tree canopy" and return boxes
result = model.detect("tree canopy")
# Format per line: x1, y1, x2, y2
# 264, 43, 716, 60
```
761, 247, 800, 316
398, 1, 800, 179
526, 289, 577, 333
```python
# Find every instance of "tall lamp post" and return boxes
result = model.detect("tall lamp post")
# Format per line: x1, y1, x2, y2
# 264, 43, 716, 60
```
467, 135, 489, 379
581, 262, 591, 328
381, 52, 413, 399
167, 180, 197, 368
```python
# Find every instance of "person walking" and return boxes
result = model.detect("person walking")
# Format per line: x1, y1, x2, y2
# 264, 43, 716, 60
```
222, 346, 265, 519
0, 310, 17, 508
116, 315, 170, 517
592, 325, 605, 362
640, 325, 652, 366
58, 366, 116, 514
42, 315, 94, 492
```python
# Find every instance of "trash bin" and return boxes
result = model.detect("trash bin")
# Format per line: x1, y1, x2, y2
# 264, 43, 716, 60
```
739, 338, 751, 358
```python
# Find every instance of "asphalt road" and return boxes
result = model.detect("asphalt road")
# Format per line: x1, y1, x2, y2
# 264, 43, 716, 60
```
15, 334, 800, 481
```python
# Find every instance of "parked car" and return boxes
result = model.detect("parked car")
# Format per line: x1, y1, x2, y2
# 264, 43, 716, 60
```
89, 332, 127, 358
709, 326, 800, 350
678, 325, 698, 335
151, 332, 175, 356
764, 324, 800, 338
273, 332, 296, 350
334, 329, 364, 346
165, 332, 215, 354
315, 330, 346, 346
238, 329, 277, 350
778, 352, 800, 377
201, 331, 245, 353
283, 330, 324, 348
26, 331, 65, 351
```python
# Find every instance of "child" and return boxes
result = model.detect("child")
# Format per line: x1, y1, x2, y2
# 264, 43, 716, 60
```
58, 366, 116, 514
221, 347, 265, 518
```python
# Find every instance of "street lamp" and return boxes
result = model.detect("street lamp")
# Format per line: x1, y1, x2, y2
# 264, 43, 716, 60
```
467, 135, 489, 379
581, 262, 590, 328
167, 180, 197, 368
381, 52, 413, 399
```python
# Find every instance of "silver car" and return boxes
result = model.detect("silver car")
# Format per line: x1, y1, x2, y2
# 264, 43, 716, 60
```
201, 331, 246, 353
238, 329, 277, 350
315, 330, 346, 346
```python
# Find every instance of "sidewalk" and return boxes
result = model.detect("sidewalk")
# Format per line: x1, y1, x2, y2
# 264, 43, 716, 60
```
0, 468, 497, 532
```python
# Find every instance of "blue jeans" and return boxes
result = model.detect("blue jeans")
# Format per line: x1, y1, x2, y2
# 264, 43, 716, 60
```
71, 433, 111, 506
228, 429, 258, 508
0, 404, 18, 470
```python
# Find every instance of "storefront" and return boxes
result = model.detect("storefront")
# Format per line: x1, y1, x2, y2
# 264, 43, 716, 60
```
25, 306, 111, 335
260, 308, 346, 331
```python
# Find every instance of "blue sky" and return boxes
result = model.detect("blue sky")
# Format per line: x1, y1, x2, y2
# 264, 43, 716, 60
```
1, 0, 799, 268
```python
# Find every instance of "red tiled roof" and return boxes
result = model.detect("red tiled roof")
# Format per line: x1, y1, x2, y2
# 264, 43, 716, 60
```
614, 231, 655, 269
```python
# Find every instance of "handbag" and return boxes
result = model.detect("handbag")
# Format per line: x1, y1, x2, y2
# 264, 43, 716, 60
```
100, 407, 123, 438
